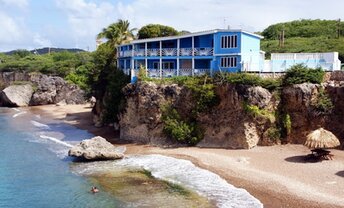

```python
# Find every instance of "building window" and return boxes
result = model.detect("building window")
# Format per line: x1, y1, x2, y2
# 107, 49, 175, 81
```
221, 35, 238, 48
221, 57, 237, 68
163, 62, 175, 69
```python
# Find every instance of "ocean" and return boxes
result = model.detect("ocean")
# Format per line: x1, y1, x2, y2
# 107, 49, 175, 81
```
0, 107, 263, 208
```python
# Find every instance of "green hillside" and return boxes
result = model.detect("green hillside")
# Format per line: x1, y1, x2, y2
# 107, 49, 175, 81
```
260, 19, 344, 61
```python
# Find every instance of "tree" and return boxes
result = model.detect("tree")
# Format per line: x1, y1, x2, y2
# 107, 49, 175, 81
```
137, 24, 178, 39
97, 19, 136, 50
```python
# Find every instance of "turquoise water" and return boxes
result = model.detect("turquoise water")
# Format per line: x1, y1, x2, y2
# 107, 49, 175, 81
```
0, 107, 263, 208
0, 108, 122, 208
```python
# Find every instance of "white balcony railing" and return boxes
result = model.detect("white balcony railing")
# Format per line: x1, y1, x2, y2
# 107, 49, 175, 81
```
162, 48, 177, 56
147, 49, 160, 56
118, 47, 214, 57
194, 68, 210, 75
130, 68, 210, 78
179, 68, 193, 76
123, 50, 132, 57
162, 69, 176, 77
179, 48, 193, 56
134, 49, 145, 56
147, 69, 160, 77
194, 48, 213, 56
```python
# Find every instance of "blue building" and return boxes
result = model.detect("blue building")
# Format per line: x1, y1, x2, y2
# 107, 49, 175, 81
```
117, 29, 264, 80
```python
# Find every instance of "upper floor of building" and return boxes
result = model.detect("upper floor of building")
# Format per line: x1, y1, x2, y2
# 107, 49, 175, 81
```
117, 29, 263, 59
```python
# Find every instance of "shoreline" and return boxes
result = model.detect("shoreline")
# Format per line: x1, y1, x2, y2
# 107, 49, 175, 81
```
28, 104, 344, 208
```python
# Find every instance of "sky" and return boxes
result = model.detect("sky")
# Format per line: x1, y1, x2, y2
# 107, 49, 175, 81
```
0, 0, 344, 52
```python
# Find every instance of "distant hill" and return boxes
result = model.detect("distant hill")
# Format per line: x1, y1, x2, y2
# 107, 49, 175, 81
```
260, 19, 344, 61
4, 47, 86, 55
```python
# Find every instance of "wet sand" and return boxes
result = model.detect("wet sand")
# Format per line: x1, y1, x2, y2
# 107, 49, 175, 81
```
29, 104, 344, 208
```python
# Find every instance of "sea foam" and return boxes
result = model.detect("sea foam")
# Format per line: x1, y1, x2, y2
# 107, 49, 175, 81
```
73, 154, 263, 208
39, 135, 74, 148
30, 120, 50, 129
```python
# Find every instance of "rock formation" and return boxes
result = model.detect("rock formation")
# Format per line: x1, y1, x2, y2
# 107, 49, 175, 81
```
281, 83, 344, 147
68, 136, 125, 160
0, 72, 85, 106
0, 84, 33, 107
119, 82, 278, 149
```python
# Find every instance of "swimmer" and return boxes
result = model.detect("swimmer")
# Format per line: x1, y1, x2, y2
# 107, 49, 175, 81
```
91, 186, 99, 193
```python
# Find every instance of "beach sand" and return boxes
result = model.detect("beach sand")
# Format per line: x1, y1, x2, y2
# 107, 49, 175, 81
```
29, 104, 344, 208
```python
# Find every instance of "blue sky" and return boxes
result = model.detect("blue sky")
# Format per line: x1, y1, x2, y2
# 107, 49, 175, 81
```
0, 0, 344, 52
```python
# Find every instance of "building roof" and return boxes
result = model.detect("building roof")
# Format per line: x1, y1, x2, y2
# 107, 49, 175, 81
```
119, 29, 263, 46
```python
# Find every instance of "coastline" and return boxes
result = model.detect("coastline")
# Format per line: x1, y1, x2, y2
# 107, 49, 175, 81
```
28, 104, 344, 208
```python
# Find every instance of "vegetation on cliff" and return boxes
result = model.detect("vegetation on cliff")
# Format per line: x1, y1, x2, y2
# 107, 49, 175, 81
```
282, 64, 325, 85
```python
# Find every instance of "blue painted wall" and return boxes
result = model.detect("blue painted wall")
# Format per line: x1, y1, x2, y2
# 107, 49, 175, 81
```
213, 32, 242, 55
195, 34, 213, 48
180, 37, 192, 48
213, 55, 241, 73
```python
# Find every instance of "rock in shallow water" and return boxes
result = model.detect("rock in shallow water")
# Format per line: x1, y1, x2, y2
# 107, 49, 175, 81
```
68, 136, 125, 160
0, 84, 33, 107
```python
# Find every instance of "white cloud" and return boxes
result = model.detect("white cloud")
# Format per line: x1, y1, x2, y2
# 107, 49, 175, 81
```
0, 12, 24, 44
56, 0, 118, 50
0, 0, 28, 9
33, 34, 52, 48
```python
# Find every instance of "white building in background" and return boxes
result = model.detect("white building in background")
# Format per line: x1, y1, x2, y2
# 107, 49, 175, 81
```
262, 52, 342, 73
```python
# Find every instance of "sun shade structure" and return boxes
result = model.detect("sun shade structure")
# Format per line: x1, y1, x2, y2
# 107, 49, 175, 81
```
304, 128, 341, 149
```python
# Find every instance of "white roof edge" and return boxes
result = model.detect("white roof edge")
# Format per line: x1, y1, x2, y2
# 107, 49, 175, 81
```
119, 29, 263, 46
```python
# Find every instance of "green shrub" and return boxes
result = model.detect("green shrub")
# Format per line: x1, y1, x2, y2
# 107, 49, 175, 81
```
102, 69, 130, 123
282, 64, 325, 85
282, 113, 292, 135
161, 104, 203, 145
243, 103, 275, 122
184, 77, 218, 114
311, 88, 334, 115
225, 73, 261, 86
214, 72, 281, 91
266, 127, 281, 141
137, 65, 147, 81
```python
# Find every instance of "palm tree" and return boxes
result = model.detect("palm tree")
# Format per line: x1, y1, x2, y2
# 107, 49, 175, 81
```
97, 19, 136, 50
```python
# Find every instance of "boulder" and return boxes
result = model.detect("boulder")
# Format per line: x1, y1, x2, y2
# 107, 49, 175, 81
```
0, 84, 33, 107
68, 136, 125, 160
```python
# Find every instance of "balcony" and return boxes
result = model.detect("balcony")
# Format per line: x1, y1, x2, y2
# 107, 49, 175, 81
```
118, 47, 213, 58
131, 68, 210, 78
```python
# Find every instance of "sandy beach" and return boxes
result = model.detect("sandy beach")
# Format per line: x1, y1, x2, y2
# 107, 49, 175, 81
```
29, 104, 344, 208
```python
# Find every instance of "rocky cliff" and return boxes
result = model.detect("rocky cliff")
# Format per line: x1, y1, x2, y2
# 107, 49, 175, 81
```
0, 72, 85, 107
117, 81, 344, 149
281, 83, 344, 146
119, 82, 279, 149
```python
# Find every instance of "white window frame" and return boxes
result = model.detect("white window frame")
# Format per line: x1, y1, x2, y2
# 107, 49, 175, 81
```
221, 35, 238, 48
220, 57, 237, 68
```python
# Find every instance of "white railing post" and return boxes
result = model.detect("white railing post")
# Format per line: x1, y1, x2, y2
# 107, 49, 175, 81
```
177, 39, 180, 76
192, 36, 195, 76
145, 42, 148, 73
159, 41, 162, 78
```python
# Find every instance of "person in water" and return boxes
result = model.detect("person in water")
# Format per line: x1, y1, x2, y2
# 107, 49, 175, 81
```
91, 186, 99, 193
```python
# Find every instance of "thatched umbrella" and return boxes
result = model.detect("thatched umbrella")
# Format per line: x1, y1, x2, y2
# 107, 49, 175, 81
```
304, 128, 340, 149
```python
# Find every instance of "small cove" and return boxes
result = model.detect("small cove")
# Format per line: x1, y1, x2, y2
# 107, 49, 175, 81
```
0, 107, 262, 208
